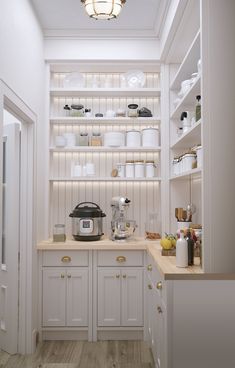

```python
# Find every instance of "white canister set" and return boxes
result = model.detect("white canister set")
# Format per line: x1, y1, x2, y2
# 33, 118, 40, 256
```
117, 160, 157, 178
172, 145, 202, 176
54, 127, 160, 148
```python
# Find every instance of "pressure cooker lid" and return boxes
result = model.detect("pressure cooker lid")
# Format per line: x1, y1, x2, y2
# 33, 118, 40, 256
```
69, 202, 106, 218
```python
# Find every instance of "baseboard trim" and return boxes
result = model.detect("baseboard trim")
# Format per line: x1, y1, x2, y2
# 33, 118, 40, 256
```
97, 330, 143, 340
42, 330, 88, 340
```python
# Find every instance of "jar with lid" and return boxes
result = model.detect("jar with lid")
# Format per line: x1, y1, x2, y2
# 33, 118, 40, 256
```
127, 104, 138, 118
125, 160, 134, 178
126, 130, 141, 147
53, 224, 66, 242
91, 132, 102, 146
182, 152, 196, 172
79, 132, 89, 146
145, 160, 156, 178
116, 163, 125, 178
142, 127, 159, 147
145, 212, 161, 240
134, 160, 145, 178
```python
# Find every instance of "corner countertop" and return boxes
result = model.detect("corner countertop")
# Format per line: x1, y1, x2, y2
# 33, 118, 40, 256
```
37, 237, 235, 280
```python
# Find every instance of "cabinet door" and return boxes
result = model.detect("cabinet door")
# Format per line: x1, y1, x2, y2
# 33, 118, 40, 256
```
42, 268, 66, 327
98, 268, 121, 326
66, 268, 88, 326
121, 268, 143, 326
152, 290, 166, 368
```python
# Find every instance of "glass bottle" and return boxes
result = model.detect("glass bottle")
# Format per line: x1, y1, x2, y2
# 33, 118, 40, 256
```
195, 95, 201, 122
186, 230, 194, 266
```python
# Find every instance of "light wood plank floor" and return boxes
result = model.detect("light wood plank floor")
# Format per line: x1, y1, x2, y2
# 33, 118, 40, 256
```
0, 341, 154, 368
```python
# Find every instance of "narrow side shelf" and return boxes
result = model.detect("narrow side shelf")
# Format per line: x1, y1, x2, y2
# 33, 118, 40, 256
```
170, 168, 202, 180
171, 76, 201, 120
170, 120, 201, 149
50, 88, 161, 97
170, 30, 200, 91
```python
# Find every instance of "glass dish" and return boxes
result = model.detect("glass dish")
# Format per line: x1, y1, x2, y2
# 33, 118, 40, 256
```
63, 72, 85, 88
123, 70, 146, 88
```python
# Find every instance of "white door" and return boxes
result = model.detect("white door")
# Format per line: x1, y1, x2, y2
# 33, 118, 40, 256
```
67, 268, 88, 327
42, 268, 66, 327
0, 123, 20, 354
97, 268, 121, 326
121, 268, 143, 326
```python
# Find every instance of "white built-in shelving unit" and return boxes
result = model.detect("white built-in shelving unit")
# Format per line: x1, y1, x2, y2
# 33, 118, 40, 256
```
48, 66, 162, 238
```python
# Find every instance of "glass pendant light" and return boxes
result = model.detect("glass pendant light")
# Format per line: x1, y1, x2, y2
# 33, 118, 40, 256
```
81, 0, 126, 20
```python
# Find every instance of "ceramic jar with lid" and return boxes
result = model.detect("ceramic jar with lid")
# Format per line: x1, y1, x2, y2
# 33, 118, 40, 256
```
142, 127, 159, 147
182, 152, 196, 172
126, 130, 141, 147
134, 160, 145, 178
145, 160, 156, 178
125, 160, 134, 178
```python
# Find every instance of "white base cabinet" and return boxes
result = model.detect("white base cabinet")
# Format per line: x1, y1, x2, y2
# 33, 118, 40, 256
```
42, 267, 88, 327
97, 268, 143, 327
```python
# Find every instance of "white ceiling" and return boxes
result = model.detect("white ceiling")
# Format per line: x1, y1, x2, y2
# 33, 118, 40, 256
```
31, 0, 170, 39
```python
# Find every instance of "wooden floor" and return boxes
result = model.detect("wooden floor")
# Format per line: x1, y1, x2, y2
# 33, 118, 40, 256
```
0, 341, 154, 368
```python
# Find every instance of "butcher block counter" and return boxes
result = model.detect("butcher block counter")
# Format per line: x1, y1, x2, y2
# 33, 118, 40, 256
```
37, 237, 235, 280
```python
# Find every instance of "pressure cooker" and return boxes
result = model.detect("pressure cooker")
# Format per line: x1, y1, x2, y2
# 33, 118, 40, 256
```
69, 202, 106, 241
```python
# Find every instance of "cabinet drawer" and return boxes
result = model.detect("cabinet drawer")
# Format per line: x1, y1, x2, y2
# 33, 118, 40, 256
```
97, 250, 143, 267
42, 250, 89, 267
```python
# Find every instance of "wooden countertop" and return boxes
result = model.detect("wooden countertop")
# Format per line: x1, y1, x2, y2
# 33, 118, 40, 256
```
37, 238, 235, 280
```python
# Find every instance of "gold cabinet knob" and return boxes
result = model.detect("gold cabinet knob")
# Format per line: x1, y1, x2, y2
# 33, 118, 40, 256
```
61, 256, 71, 263
156, 281, 162, 290
147, 264, 152, 271
122, 274, 127, 279
157, 306, 163, 314
116, 274, 120, 278
67, 274, 71, 279
61, 273, 65, 279
148, 284, 153, 290
116, 256, 126, 263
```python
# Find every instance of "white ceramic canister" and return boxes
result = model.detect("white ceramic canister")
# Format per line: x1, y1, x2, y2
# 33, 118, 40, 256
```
125, 160, 134, 178
145, 160, 156, 178
134, 160, 145, 178
172, 158, 180, 176
182, 153, 196, 172
116, 163, 125, 178
142, 128, 159, 147
195, 145, 203, 168
126, 130, 141, 147
103, 132, 125, 147
64, 133, 76, 147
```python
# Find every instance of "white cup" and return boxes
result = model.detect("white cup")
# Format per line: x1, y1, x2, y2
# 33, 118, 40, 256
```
64, 133, 76, 147
86, 163, 95, 176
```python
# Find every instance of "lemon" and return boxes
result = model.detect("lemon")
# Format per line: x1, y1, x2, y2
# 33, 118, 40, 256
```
160, 238, 172, 250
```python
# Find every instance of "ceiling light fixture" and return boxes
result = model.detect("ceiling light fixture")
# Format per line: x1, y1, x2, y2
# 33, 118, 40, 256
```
81, 0, 126, 20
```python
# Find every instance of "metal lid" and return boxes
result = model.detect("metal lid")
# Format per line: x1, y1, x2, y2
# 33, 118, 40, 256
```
145, 160, 155, 164
126, 160, 134, 164
142, 127, 159, 131
126, 130, 140, 133
134, 160, 144, 163
69, 202, 106, 218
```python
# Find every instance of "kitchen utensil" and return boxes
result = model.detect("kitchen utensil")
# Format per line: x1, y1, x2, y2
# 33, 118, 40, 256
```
123, 70, 146, 88
69, 202, 106, 241
177, 208, 183, 221
110, 196, 137, 241
182, 210, 187, 221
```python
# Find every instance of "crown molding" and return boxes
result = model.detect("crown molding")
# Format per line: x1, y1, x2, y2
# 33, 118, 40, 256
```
43, 28, 159, 40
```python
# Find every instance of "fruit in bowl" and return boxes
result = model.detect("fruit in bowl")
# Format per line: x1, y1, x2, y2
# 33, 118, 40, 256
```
160, 233, 177, 249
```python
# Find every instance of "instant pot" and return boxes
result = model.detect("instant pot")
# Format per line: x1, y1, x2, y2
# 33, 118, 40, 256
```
69, 202, 106, 241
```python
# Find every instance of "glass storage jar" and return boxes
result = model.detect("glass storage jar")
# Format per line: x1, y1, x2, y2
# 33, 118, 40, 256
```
91, 132, 102, 146
79, 132, 89, 146
145, 212, 161, 240
53, 224, 66, 242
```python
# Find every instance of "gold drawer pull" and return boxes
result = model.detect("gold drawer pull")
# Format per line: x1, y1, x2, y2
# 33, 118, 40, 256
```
61, 273, 65, 279
67, 274, 71, 279
148, 284, 152, 290
147, 264, 152, 271
116, 256, 126, 263
156, 281, 162, 290
61, 256, 71, 263
116, 274, 120, 279
122, 274, 127, 279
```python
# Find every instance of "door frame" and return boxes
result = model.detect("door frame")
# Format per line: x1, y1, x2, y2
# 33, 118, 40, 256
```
0, 79, 36, 354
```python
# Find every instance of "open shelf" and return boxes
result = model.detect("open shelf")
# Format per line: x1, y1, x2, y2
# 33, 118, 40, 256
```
50, 87, 161, 97
50, 146, 161, 153
50, 116, 161, 125
170, 76, 201, 120
50, 177, 161, 182
170, 168, 202, 180
170, 31, 200, 91
170, 119, 201, 149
